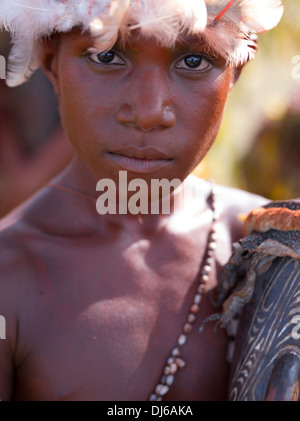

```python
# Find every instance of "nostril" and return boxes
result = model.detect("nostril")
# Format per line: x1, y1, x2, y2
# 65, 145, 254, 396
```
116, 102, 176, 131
116, 103, 134, 124
164, 106, 176, 126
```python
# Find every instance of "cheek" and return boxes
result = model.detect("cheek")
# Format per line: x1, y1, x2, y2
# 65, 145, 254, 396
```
177, 72, 231, 161
57, 61, 114, 159
190, 76, 230, 131
58, 72, 90, 153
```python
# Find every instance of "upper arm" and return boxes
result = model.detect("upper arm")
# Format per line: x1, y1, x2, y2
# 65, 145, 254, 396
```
0, 325, 14, 401
218, 186, 268, 241
0, 267, 17, 401
0, 231, 29, 401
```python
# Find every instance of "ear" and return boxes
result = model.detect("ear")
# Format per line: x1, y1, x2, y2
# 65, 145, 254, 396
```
38, 35, 60, 96
229, 64, 245, 90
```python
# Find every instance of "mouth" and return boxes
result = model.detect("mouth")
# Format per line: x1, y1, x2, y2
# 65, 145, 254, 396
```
106, 147, 173, 174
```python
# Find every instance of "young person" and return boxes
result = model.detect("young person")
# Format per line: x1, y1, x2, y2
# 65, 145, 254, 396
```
0, 0, 284, 401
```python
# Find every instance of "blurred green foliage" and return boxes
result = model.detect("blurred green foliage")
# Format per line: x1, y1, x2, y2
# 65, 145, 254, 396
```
194, 0, 300, 200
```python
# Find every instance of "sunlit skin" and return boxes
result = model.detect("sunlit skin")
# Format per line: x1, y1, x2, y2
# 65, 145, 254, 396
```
48, 30, 235, 193
0, 29, 268, 401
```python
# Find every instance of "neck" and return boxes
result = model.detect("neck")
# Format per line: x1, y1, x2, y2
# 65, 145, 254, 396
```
51, 155, 196, 232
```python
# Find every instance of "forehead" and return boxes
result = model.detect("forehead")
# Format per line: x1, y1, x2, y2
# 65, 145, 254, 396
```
62, 26, 218, 56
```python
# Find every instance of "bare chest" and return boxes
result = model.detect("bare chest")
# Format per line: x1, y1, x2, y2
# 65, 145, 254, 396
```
14, 229, 231, 401
15, 294, 229, 400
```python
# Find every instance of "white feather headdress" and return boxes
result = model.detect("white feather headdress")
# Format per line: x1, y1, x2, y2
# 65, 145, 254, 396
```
0, 0, 284, 87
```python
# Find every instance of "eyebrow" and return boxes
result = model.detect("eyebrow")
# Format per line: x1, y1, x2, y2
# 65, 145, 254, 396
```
175, 36, 219, 58
72, 28, 218, 59
71, 27, 95, 43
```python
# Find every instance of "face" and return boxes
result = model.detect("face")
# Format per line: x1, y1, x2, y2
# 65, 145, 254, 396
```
44, 29, 237, 189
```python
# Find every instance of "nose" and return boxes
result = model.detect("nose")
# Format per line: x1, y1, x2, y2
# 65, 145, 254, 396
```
116, 67, 176, 132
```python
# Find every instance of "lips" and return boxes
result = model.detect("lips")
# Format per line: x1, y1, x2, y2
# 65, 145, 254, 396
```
106, 147, 173, 174
108, 146, 172, 160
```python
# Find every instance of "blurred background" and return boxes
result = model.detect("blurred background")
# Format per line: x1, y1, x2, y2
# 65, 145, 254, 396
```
0, 1, 299, 219
194, 0, 300, 200
0, 32, 73, 218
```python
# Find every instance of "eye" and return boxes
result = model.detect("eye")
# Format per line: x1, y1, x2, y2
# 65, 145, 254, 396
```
175, 54, 212, 71
88, 50, 125, 66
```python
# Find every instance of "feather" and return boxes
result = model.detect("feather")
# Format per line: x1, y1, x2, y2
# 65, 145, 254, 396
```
126, 0, 207, 47
206, 0, 284, 33
0, 0, 284, 86
88, 0, 130, 52
0, 0, 58, 37
5, 37, 39, 87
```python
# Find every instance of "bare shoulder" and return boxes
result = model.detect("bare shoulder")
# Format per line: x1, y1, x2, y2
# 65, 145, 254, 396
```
0, 184, 99, 400
188, 175, 267, 211
0, 195, 49, 400
187, 176, 268, 241
0, 201, 41, 310
0, 190, 53, 334
214, 182, 268, 217
0, 184, 91, 353
214, 182, 269, 241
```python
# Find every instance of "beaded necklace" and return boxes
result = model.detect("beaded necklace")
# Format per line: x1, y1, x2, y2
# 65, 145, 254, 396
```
149, 186, 218, 401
